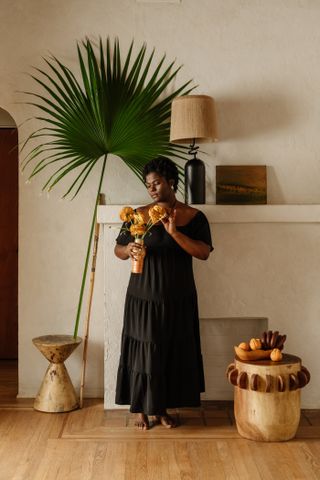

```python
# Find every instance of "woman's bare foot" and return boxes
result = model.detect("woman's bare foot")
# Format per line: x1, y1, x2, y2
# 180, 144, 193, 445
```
134, 413, 149, 430
154, 411, 177, 428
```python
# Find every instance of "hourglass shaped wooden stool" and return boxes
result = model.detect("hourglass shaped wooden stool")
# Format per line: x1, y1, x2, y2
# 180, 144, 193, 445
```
32, 335, 82, 412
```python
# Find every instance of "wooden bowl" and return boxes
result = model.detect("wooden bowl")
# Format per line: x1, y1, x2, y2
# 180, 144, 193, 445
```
234, 346, 272, 361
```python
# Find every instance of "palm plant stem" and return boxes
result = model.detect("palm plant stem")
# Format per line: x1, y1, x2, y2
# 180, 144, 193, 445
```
73, 154, 107, 339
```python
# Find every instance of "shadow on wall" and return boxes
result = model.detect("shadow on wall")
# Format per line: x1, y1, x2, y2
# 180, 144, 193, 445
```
0, 107, 16, 128
216, 92, 301, 141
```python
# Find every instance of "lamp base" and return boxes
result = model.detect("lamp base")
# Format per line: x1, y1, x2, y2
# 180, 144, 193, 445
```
185, 158, 206, 204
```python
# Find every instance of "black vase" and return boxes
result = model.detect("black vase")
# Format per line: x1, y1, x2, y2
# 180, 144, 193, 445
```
185, 158, 205, 204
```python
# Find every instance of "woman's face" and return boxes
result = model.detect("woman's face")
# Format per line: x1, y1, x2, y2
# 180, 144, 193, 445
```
145, 172, 173, 202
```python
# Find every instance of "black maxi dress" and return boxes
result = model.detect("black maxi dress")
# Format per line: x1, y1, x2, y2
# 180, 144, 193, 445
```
115, 210, 213, 415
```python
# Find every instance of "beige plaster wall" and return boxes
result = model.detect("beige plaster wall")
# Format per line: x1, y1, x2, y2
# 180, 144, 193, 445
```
1, 0, 320, 405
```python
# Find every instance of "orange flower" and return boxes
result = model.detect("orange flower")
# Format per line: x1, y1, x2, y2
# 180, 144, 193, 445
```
120, 206, 135, 222
148, 205, 168, 224
130, 224, 147, 236
133, 212, 146, 226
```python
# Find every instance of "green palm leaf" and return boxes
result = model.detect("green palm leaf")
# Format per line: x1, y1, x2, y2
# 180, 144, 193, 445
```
22, 37, 194, 337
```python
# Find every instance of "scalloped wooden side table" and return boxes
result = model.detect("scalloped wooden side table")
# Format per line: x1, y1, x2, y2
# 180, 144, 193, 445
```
226, 354, 311, 442
32, 335, 82, 413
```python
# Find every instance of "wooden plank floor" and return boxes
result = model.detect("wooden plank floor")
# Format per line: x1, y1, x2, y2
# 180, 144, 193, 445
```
1, 362, 320, 479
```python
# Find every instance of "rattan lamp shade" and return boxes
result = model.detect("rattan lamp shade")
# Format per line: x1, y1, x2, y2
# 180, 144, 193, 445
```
170, 95, 218, 144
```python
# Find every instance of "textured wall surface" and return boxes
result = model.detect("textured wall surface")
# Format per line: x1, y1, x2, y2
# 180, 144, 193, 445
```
1, 0, 320, 405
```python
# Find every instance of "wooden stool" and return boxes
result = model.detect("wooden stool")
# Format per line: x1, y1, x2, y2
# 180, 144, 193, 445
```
33, 335, 82, 413
226, 354, 310, 442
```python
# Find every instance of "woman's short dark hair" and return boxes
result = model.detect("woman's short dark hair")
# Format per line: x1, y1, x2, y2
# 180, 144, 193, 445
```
142, 157, 179, 192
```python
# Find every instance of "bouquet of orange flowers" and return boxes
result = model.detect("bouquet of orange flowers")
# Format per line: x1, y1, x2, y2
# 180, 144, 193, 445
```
119, 205, 168, 273
119, 205, 168, 240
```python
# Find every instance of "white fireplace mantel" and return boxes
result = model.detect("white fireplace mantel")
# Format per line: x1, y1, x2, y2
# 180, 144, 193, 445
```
98, 203, 320, 409
97, 204, 320, 224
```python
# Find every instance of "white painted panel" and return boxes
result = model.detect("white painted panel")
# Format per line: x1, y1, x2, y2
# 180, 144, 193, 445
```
200, 317, 268, 400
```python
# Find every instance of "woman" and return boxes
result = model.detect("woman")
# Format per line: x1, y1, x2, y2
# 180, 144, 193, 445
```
114, 157, 213, 430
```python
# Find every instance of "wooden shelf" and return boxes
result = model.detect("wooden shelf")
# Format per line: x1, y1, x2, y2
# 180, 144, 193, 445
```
97, 204, 320, 224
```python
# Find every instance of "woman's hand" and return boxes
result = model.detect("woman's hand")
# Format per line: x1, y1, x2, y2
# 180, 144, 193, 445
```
161, 209, 177, 236
125, 242, 146, 261
162, 209, 211, 260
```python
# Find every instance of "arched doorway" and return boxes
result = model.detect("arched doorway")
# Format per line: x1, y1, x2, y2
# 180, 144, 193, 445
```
0, 107, 18, 398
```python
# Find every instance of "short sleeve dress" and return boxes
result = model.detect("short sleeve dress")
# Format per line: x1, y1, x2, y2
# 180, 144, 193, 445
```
115, 210, 213, 415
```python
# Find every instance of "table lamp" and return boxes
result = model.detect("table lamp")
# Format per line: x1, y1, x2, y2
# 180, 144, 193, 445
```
170, 95, 218, 204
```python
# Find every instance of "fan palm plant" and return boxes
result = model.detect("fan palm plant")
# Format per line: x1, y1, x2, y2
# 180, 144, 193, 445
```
22, 37, 193, 338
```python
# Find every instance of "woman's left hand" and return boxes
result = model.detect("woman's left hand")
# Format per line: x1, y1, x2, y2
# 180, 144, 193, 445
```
161, 209, 177, 236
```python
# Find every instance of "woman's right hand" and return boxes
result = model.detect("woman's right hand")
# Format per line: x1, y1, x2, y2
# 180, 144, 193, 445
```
125, 242, 146, 260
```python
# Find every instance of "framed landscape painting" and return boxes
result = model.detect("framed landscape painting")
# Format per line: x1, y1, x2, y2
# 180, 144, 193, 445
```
216, 165, 267, 205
